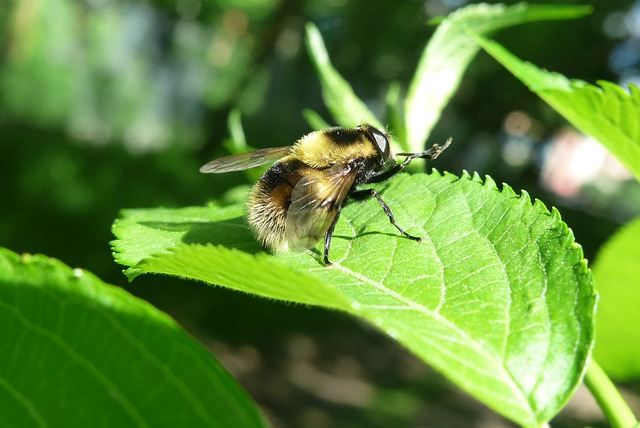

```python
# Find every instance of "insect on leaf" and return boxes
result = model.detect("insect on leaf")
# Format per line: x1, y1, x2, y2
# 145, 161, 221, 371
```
112, 171, 596, 427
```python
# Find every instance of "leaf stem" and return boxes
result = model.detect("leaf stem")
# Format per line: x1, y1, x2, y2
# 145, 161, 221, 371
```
584, 359, 638, 428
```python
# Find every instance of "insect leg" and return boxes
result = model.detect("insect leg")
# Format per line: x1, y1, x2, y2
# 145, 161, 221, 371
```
366, 160, 410, 183
350, 189, 422, 242
323, 205, 343, 266
368, 138, 452, 184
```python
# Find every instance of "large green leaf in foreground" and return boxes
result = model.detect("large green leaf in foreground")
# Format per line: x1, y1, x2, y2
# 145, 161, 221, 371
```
0, 249, 267, 427
593, 216, 640, 380
113, 172, 595, 427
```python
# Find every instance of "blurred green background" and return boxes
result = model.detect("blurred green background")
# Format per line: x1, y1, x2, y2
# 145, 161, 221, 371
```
2, 0, 640, 426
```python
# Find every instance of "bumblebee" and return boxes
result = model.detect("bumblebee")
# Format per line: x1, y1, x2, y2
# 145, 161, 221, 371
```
200, 124, 450, 265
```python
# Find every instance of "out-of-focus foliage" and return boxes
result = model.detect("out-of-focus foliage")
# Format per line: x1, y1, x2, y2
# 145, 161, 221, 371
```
593, 216, 640, 380
2, 0, 265, 150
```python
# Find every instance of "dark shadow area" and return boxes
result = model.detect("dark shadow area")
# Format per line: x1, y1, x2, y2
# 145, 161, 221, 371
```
139, 217, 263, 253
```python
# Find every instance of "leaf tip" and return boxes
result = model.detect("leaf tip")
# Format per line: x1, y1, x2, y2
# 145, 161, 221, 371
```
483, 174, 498, 191
304, 22, 328, 64
519, 189, 532, 206
459, 169, 473, 181
500, 181, 517, 198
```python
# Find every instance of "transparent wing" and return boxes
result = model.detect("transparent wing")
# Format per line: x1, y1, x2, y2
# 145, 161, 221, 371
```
199, 146, 292, 173
285, 163, 358, 250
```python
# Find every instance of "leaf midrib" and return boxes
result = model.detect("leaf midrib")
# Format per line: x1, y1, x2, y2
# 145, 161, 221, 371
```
330, 261, 534, 420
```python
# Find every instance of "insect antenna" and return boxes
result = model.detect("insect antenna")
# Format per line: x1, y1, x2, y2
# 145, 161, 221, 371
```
397, 137, 452, 166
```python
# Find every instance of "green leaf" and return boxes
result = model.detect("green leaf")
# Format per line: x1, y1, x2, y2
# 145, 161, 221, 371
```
0, 248, 267, 427
592, 216, 640, 380
113, 172, 596, 427
384, 82, 406, 147
304, 22, 384, 130
112, 205, 351, 309
302, 108, 331, 131
218, 110, 265, 183
469, 32, 640, 181
222, 109, 249, 153
303, 4, 590, 153
405, 3, 591, 153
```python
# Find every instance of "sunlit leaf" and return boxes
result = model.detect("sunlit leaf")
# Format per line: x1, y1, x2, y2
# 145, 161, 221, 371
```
384, 82, 406, 146
303, 3, 590, 154
113, 172, 596, 426
304, 22, 384, 130
404, 3, 591, 152
302, 109, 331, 130
470, 32, 640, 181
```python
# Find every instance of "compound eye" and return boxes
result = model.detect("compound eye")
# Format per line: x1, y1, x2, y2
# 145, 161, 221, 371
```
365, 126, 390, 159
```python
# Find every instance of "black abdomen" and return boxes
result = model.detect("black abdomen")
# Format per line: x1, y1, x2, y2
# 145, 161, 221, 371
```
247, 157, 312, 251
